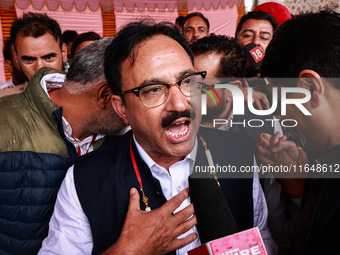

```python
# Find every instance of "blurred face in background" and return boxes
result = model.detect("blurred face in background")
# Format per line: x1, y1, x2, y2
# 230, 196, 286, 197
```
183, 16, 209, 44
236, 19, 273, 53
15, 32, 67, 79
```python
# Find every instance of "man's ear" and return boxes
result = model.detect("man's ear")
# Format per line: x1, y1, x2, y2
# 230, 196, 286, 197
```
5, 60, 13, 75
298, 69, 324, 108
61, 43, 68, 63
229, 80, 243, 89
96, 82, 113, 108
111, 95, 129, 125
224, 80, 242, 102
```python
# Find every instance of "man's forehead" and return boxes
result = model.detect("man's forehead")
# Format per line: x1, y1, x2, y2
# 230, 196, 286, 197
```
241, 19, 273, 30
15, 32, 58, 45
15, 33, 60, 54
120, 35, 194, 85
125, 34, 190, 65
185, 17, 207, 28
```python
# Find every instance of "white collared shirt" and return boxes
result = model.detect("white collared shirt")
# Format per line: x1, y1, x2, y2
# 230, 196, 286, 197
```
39, 136, 276, 255
0, 78, 15, 89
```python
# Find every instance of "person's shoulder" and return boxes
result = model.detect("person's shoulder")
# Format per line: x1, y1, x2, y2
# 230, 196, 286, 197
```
0, 80, 13, 89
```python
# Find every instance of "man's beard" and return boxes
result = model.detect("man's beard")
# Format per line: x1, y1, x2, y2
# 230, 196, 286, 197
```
12, 65, 28, 85
88, 107, 127, 136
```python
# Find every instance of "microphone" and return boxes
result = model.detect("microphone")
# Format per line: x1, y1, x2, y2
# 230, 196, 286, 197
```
242, 42, 264, 77
188, 172, 268, 255
242, 43, 273, 105
188, 172, 238, 243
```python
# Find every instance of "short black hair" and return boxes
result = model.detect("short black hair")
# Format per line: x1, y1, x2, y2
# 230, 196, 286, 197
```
184, 12, 210, 32
104, 19, 194, 94
175, 16, 186, 28
62, 30, 78, 44
262, 10, 340, 90
3, 37, 13, 61
235, 11, 278, 38
70, 31, 101, 59
191, 35, 247, 78
10, 12, 62, 50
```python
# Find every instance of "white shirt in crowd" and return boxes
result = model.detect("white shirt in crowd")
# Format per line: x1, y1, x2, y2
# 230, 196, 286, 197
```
0, 78, 15, 89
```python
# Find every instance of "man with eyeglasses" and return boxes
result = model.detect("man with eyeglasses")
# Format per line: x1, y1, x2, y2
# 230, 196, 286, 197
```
39, 20, 275, 255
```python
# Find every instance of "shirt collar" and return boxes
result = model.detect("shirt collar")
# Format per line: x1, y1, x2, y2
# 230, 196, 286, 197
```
133, 134, 197, 172
62, 117, 105, 144
40, 73, 65, 96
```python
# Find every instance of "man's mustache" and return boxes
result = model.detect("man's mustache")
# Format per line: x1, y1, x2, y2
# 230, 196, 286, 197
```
161, 110, 196, 128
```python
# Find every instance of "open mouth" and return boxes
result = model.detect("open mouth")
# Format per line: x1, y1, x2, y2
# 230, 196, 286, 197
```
165, 120, 190, 141
166, 121, 189, 137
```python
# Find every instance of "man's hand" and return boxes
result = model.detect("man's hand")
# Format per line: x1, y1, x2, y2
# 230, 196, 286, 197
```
104, 188, 197, 255
269, 132, 308, 168
256, 132, 307, 198
255, 132, 275, 165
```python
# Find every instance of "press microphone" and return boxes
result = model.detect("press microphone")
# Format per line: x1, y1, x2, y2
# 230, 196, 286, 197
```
188, 172, 238, 243
242, 43, 273, 105
188, 172, 267, 255
243, 42, 264, 77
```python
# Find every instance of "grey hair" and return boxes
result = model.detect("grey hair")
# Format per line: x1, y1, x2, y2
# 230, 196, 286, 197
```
64, 37, 113, 94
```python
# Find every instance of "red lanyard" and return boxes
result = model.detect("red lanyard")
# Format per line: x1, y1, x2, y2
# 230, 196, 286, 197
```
130, 134, 151, 211
71, 134, 97, 157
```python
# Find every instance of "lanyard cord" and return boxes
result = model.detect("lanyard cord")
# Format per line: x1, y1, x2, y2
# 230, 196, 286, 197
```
198, 133, 219, 184
130, 134, 151, 211
71, 134, 97, 157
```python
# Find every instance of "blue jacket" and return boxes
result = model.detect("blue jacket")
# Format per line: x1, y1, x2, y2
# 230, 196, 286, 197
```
0, 68, 104, 255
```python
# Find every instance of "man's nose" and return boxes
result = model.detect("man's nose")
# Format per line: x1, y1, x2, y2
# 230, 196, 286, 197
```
253, 35, 260, 46
194, 29, 201, 38
165, 85, 189, 112
34, 59, 44, 72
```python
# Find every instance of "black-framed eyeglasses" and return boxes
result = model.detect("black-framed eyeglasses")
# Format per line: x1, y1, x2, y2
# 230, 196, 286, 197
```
117, 71, 207, 107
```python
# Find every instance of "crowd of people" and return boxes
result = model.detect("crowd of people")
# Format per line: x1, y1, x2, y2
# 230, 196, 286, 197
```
0, 5, 339, 255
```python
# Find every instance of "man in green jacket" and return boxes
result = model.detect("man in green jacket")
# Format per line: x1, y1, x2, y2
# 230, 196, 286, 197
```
0, 37, 126, 255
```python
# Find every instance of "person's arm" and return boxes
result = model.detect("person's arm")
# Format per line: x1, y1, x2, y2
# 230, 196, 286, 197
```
38, 166, 93, 254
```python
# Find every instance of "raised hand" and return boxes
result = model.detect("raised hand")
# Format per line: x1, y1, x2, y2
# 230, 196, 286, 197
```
104, 188, 197, 255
